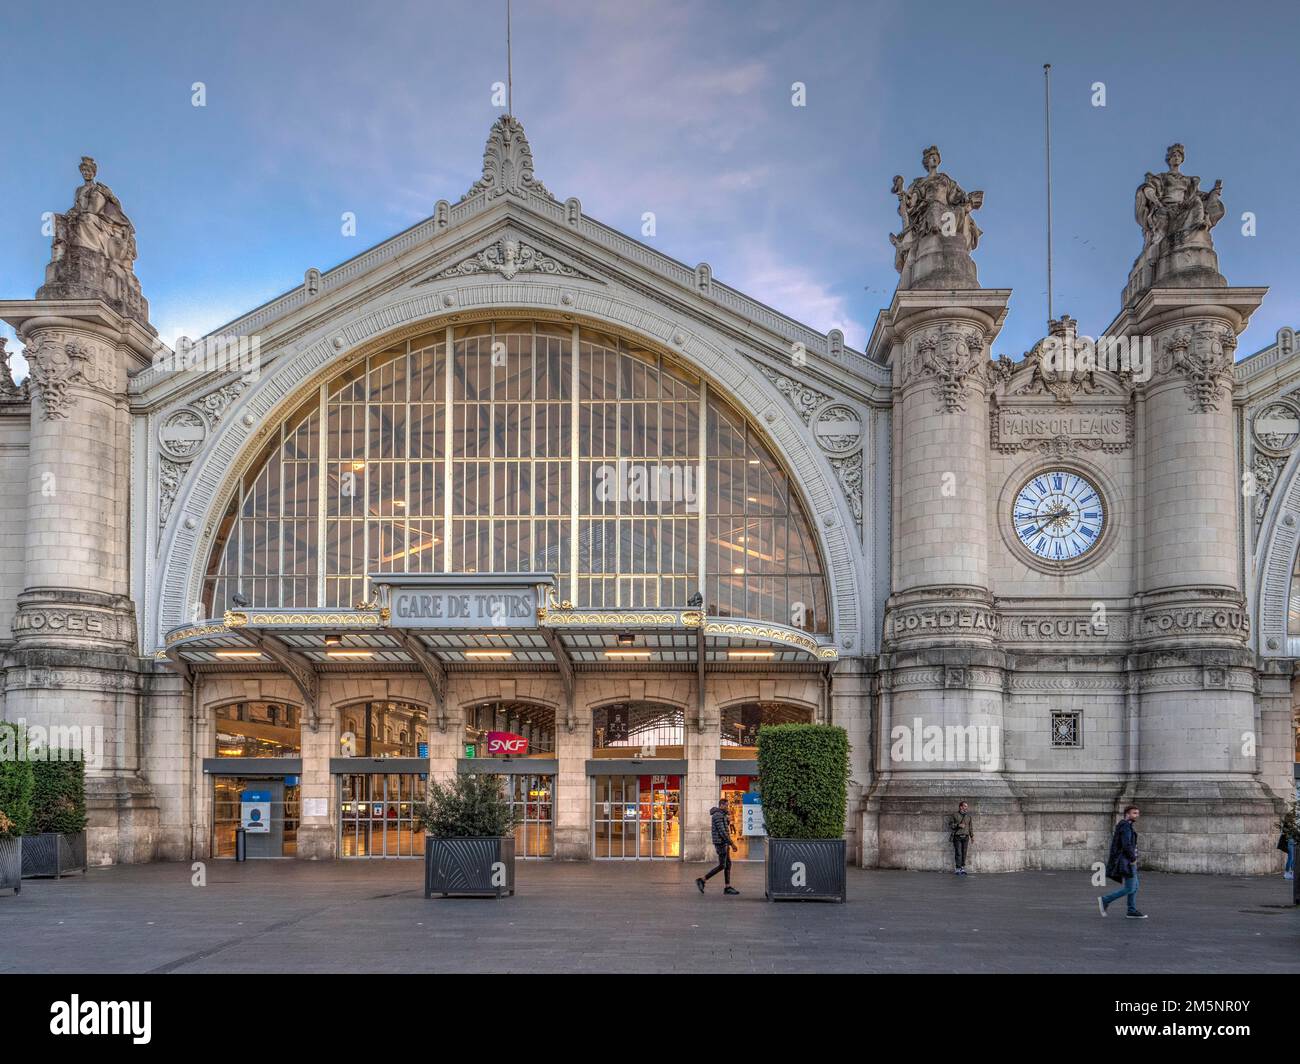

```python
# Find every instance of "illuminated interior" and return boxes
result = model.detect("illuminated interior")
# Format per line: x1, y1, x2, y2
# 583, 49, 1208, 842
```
202, 319, 828, 631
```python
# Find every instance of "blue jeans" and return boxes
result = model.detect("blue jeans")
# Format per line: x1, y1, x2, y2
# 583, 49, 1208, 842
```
1287, 840, 1296, 873
1101, 870, 1139, 913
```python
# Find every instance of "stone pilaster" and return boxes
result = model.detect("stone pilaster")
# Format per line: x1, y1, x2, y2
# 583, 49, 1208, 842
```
1122, 286, 1278, 871
872, 288, 1022, 870
553, 682, 590, 860
0, 300, 159, 865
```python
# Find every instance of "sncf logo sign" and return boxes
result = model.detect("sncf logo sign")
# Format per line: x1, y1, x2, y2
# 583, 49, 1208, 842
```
487, 731, 528, 756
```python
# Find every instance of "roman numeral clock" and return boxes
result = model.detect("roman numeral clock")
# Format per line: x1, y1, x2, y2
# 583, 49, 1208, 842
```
1012, 470, 1106, 564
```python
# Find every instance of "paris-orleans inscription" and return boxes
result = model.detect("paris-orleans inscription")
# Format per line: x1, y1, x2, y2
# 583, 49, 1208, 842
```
991, 407, 1131, 454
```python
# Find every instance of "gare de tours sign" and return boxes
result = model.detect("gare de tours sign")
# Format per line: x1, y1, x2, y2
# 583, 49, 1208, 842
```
371, 573, 553, 630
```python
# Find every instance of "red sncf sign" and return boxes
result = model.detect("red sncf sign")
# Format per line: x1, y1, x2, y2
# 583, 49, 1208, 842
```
487, 731, 528, 756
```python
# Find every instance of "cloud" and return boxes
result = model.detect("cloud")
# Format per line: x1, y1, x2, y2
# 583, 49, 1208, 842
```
727, 238, 868, 344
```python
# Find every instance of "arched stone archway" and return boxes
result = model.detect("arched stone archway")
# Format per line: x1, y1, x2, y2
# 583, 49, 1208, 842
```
151, 291, 869, 651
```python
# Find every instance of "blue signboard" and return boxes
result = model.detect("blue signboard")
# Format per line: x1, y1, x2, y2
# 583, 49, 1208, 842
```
417, 742, 429, 758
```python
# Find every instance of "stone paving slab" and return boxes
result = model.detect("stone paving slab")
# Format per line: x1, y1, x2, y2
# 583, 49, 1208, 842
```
0, 861, 1296, 974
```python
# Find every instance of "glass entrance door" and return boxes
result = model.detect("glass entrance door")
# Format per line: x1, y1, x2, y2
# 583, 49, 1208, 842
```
593, 775, 681, 859
339, 773, 424, 857
507, 774, 554, 858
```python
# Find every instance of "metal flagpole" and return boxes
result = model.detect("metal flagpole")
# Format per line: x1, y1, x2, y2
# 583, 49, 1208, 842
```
1044, 63, 1054, 326
507, 0, 513, 116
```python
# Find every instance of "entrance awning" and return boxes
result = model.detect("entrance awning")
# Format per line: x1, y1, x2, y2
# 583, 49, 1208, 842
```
159, 574, 838, 670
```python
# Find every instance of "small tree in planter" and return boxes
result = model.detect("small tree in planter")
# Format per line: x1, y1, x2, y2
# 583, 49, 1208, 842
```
23, 753, 88, 879
757, 723, 850, 902
0, 723, 35, 895
415, 773, 518, 898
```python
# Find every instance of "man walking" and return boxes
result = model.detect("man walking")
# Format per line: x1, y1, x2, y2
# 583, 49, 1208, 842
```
947, 801, 974, 875
1099, 805, 1146, 919
696, 798, 740, 895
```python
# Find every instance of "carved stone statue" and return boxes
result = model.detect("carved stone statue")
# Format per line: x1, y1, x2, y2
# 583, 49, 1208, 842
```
0, 338, 29, 400
37, 157, 152, 328
890, 145, 984, 290
1125, 144, 1226, 303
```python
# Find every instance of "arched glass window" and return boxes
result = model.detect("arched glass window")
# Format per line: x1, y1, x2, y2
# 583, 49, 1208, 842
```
465, 701, 556, 755
203, 320, 828, 632
719, 702, 814, 758
592, 702, 685, 758
215, 701, 301, 758
339, 701, 428, 757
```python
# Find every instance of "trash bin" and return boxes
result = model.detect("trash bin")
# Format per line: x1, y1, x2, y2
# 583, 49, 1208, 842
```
235, 827, 246, 862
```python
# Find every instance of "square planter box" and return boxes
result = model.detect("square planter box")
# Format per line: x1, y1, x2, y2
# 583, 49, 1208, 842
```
0, 837, 21, 895
424, 836, 515, 898
764, 837, 847, 902
21, 832, 87, 879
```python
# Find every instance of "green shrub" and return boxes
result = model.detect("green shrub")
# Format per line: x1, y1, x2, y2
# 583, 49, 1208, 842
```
31, 754, 88, 834
757, 723, 849, 839
1282, 801, 1300, 844
413, 773, 517, 838
0, 723, 35, 838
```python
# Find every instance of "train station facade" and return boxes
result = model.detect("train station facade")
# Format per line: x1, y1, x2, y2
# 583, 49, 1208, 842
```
0, 119, 1296, 871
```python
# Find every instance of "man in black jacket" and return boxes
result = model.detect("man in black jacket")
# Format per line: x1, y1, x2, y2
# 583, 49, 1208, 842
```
1098, 805, 1146, 918
696, 799, 740, 895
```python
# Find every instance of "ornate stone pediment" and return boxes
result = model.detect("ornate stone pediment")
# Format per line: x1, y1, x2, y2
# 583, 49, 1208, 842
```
416, 236, 599, 284
458, 115, 555, 205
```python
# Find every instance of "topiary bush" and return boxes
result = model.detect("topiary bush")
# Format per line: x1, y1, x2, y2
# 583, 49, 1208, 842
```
414, 773, 517, 838
0, 722, 35, 838
31, 754, 88, 835
757, 723, 849, 840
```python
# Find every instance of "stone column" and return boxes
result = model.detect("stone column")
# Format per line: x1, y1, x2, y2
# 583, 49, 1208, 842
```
553, 681, 589, 860
684, 684, 720, 863
829, 657, 871, 865
875, 288, 1021, 870
1126, 286, 1275, 870
295, 705, 335, 859
0, 303, 159, 865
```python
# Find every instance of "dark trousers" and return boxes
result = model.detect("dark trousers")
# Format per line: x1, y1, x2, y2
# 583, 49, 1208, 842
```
952, 835, 970, 870
704, 843, 731, 884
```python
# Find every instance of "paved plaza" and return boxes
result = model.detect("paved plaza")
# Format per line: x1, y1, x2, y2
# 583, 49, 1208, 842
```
1, 861, 1296, 974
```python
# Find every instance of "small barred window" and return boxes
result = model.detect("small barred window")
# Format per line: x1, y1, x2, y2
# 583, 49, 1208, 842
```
1051, 711, 1081, 748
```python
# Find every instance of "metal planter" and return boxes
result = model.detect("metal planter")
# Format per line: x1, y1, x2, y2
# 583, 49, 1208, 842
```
764, 837, 847, 902
424, 836, 515, 898
21, 832, 87, 879
0, 837, 21, 895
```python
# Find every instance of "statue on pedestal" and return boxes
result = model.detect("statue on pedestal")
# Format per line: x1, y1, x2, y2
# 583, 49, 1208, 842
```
1125, 144, 1226, 303
37, 157, 151, 328
890, 145, 984, 290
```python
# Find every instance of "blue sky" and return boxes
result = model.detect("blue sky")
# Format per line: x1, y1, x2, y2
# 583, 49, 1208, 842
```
2, 0, 1297, 376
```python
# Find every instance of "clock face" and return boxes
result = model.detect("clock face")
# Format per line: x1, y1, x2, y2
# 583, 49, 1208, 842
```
1012, 470, 1105, 563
